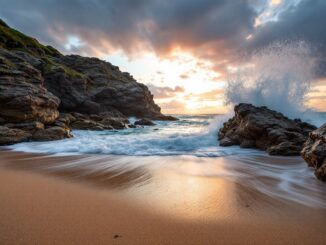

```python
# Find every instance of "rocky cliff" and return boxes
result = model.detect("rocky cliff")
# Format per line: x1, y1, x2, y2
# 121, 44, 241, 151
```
218, 103, 316, 156
0, 19, 175, 145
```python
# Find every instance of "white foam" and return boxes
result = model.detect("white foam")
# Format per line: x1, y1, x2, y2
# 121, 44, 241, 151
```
225, 40, 323, 126
7, 114, 326, 209
9, 115, 242, 156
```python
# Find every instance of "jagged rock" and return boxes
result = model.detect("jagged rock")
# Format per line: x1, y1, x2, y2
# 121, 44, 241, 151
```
56, 113, 76, 125
153, 115, 178, 121
0, 49, 60, 124
301, 124, 326, 181
4, 122, 44, 132
70, 120, 109, 130
134, 119, 156, 126
100, 117, 128, 129
218, 103, 316, 156
41, 54, 171, 120
32, 126, 72, 141
0, 126, 31, 145
0, 19, 176, 145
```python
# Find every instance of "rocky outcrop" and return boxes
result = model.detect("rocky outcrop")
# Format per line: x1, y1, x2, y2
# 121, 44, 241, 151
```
0, 49, 60, 124
134, 119, 156, 126
0, 19, 175, 145
218, 103, 316, 156
0, 126, 31, 145
43, 54, 166, 119
32, 126, 72, 141
301, 124, 326, 181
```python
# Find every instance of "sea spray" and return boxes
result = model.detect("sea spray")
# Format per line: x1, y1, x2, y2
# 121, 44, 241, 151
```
225, 41, 321, 125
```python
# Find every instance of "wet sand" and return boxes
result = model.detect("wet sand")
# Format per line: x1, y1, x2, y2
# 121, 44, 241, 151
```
0, 150, 325, 244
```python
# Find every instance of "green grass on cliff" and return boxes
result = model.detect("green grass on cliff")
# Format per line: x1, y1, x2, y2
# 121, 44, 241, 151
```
43, 57, 85, 78
0, 19, 61, 57
0, 19, 87, 79
0, 19, 9, 28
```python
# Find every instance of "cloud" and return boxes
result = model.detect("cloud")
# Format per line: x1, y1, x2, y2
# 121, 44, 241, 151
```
0, 0, 325, 79
148, 85, 185, 99
184, 89, 225, 101
159, 99, 185, 113
0, 0, 257, 61
248, 0, 326, 78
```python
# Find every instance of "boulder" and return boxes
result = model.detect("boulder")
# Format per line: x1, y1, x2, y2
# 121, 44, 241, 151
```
134, 119, 156, 126
32, 126, 73, 141
100, 117, 128, 129
69, 112, 127, 130
153, 115, 179, 121
301, 123, 326, 181
218, 103, 316, 156
70, 120, 109, 131
0, 126, 31, 145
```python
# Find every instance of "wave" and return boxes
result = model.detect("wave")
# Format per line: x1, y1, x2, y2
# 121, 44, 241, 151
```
8, 115, 252, 157
225, 40, 322, 125
6, 115, 326, 209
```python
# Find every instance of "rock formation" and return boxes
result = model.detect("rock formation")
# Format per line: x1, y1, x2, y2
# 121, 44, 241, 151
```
301, 124, 326, 181
0, 19, 176, 145
218, 103, 316, 156
134, 119, 156, 126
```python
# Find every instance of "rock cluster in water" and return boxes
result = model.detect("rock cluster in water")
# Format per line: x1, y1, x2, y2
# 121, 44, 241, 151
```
218, 103, 316, 156
0, 19, 176, 145
301, 124, 326, 181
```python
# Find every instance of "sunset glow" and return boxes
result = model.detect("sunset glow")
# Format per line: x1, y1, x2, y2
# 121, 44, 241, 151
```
104, 50, 226, 114
1, 0, 325, 114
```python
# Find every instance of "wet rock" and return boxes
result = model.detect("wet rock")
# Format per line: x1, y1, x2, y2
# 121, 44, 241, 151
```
218, 103, 316, 156
0, 126, 31, 145
134, 119, 156, 126
152, 115, 179, 121
101, 117, 128, 129
4, 122, 44, 132
70, 120, 108, 130
56, 113, 76, 126
301, 123, 326, 181
32, 126, 73, 141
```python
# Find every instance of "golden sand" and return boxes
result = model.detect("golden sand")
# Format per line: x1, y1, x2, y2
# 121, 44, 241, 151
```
0, 150, 325, 244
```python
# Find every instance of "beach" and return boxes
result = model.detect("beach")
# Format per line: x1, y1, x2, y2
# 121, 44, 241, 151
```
1, 150, 325, 244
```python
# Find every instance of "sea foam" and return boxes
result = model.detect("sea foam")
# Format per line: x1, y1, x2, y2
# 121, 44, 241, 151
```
225, 41, 322, 125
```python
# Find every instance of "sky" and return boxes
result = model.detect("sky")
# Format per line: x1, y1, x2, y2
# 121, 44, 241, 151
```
0, 0, 326, 114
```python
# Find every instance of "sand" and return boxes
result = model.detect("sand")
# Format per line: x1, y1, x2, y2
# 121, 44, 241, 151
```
0, 150, 325, 244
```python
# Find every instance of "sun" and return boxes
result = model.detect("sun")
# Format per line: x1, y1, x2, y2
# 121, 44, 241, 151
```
105, 50, 226, 114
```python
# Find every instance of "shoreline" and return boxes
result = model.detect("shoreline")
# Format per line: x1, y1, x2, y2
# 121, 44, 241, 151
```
1, 150, 326, 244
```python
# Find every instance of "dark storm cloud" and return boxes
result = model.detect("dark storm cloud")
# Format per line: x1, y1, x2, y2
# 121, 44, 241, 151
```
0, 0, 257, 58
249, 0, 326, 77
0, 0, 325, 77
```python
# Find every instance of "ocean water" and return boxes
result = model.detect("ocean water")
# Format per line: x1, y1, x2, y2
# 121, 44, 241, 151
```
8, 115, 244, 156
6, 114, 326, 209
8, 113, 325, 156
